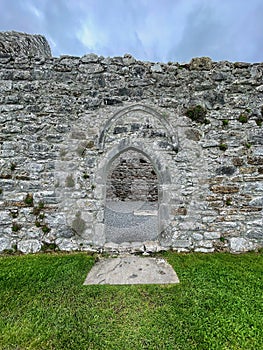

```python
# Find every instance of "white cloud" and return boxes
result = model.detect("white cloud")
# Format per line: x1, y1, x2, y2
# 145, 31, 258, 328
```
77, 22, 105, 51
0, 0, 262, 62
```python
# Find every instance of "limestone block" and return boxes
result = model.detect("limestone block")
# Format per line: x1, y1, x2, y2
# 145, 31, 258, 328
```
173, 248, 190, 253
78, 63, 104, 74
0, 237, 12, 252
151, 64, 163, 73
192, 233, 203, 241
190, 57, 212, 70
81, 53, 99, 63
194, 247, 215, 253
0, 211, 11, 224
130, 242, 145, 253
249, 197, 263, 206
118, 242, 132, 253
55, 226, 74, 239
198, 240, 213, 248
55, 238, 79, 251
17, 239, 42, 254
80, 228, 93, 240
104, 242, 119, 252
144, 241, 162, 253
229, 237, 255, 253
204, 232, 221, 239
255, 85, 263, 91
172, 239, 191, 248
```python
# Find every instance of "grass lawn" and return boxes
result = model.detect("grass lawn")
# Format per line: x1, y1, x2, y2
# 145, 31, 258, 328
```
0, 251, 262, 350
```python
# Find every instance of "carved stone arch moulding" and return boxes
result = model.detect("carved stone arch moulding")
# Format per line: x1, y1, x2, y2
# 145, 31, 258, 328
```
97, 104, 178, 152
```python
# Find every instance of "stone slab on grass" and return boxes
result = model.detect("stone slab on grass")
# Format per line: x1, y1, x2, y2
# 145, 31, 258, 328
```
83, 255, 180, 285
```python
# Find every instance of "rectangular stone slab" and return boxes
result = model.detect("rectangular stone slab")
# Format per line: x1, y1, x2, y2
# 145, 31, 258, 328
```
83, 256, 180, 285
133, 210, 158, 216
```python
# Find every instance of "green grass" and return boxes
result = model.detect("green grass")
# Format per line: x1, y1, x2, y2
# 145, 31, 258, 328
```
0, 252, 262, 350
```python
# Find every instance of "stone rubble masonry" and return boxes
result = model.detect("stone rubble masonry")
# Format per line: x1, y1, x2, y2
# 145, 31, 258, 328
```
0, 32, 262, 254
106, 150, 158, 202
0, 31, 51, 58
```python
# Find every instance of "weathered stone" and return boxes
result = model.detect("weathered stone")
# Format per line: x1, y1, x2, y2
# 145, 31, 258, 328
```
55, 238, 79, 251
144, 241, 163, 253
192, 233, 203, 241
190, 57, 212, 70
198, 240, 213, 248
0, 237, 12, 252
210, 185, 239, 194
215, 166, 236, 176
194, 247, 215, 253
204, 232, 221, 240
229, 237, 255, 253
102, 242, 118, 252
172, 240, 191, 248
17, 239, 42, 253
249, 197, 263, 206
0, 31, 51, 57
151, 64, 163, 73
80, 53, 99, 63
185, 128, 202, 141
232, 157, 244, 166
84, 256, 180, 285
130, 242, 145, 253
0, 31, 262, 254
247, 156, 263, 165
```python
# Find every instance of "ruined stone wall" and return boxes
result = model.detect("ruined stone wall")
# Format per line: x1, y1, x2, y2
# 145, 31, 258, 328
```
106, 150, 158, 201
0, 31, 51, 58
0, 33, 262, 254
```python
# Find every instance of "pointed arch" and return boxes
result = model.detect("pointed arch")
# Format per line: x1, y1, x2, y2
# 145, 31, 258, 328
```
97, 104, 178, 151
96, 139, 171, 186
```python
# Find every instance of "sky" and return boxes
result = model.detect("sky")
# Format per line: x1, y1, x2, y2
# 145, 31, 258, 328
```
0, 0, 262, 63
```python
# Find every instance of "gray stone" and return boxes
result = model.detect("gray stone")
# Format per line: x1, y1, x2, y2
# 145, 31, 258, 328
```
144, 241, 163, 253
104, 242, 119, 252
0, 212, 11, 224
229, 237, 255, 253
80, 53, 99, 63
0, 31, 51, 57
130, 242, 145, 253
204, 232, 221, 240
84, 256, 180, 285
17, 239, 42, 254
249, 197, 263, 206
194, 247, 215, 253
0, 237, 12, 252
198, 240, 213, 248
0, 31, 262, 254
172, 240, 191, 248
55, 238, 79, 251
192, 233, 203, 241
151, 64, 163, 73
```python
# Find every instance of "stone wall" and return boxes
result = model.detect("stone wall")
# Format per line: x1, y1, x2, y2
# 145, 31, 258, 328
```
0, 33, 262, 254
106, 150, 158, 202
0, 31, 51, 58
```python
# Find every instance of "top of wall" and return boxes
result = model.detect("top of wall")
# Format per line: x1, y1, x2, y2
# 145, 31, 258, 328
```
0, 31, 262, 69
0, 31, 52, 58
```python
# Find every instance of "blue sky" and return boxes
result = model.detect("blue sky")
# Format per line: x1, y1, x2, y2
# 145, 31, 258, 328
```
0, 0, 262, 62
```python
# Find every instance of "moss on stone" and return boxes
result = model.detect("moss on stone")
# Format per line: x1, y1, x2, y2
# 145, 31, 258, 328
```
24, 193, 34, 206
185, 105, 209, 124
238, 113, 249, 123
